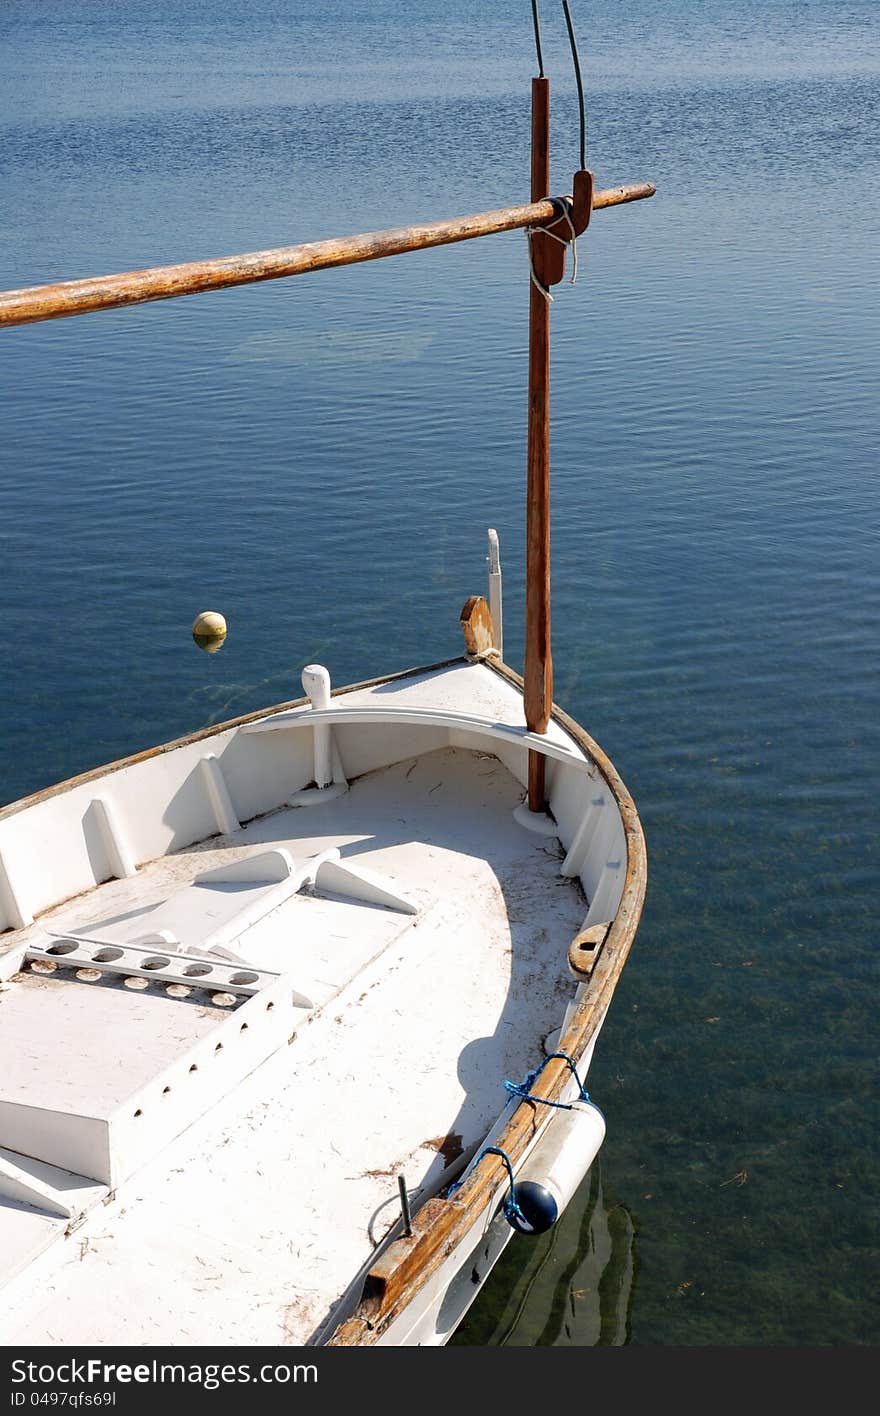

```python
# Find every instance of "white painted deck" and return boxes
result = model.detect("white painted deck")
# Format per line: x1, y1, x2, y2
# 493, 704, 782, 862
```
0, 742, 586, 1346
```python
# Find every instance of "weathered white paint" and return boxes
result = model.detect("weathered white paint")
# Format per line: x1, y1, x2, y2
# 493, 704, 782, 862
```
0, 942, 27, 982
0, 849, 33, 931
0, 1147, 106, 1221
195, 846, 294, 885
91, 796, 138, 879
0, 661, 567, 936
44, 847, 309, 963
579, 806, 625, 910
313, 856, 418, 915
584, 863, 624, 928
246, 702, 591, 771
27, 937, 279, 997
368, 1039, 605, 1346
0, 961, 305, 1190
560, 789, 606, 877
302, 663, 333, 788
289, 664, 350, 806
513, 801, 560, 836
199, 754, 241, 836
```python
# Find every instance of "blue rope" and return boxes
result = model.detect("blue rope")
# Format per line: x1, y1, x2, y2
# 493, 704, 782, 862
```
444, 1054, 596, 1225
447, 1145, 527, 1228
503, 1050, 590, 1111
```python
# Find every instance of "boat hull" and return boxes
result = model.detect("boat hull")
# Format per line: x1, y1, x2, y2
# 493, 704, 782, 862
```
0, 654, 646, 1347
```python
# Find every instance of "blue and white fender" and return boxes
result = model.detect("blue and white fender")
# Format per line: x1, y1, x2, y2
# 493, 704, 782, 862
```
506, 1099, 606, 1235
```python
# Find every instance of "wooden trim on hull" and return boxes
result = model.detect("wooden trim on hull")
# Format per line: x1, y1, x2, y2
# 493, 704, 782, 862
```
327, 657, 647, 1346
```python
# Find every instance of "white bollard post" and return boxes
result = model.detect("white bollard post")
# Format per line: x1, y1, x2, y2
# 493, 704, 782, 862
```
487, 528, 503, 660
302, 664, 333, 790
289, 664, 348, 806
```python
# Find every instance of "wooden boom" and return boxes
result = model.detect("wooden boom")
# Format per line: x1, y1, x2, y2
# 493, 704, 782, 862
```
0, 183, 653, 329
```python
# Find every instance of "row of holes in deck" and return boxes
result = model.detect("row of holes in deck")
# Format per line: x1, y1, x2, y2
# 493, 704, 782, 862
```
44, 940, 259, 986
130, 999, 277, 1120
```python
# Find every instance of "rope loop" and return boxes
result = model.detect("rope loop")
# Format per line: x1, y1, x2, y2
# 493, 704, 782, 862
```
502, 1049, 590, 1111
444, 1053, 594, 1218
447, 1145, 527, 1227
525, 196, 579, 303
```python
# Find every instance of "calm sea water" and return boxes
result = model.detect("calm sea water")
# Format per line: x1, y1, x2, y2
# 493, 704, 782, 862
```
1, 1, 877, 1346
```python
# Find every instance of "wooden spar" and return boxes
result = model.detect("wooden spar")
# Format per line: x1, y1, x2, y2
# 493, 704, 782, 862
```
0, 183, 654, 329
525, 76, 552, 813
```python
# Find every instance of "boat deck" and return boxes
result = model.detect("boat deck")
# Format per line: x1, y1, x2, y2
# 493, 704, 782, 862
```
0, 743, 586, 1346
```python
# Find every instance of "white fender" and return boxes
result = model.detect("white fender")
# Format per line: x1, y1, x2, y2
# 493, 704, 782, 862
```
509, 1099, 605, 1233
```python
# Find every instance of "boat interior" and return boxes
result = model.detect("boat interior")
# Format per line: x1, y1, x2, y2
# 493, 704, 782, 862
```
0, 658, 627, 1345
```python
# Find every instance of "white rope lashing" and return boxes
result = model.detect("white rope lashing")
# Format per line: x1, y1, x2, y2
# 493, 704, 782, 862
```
525, 197, 579, 303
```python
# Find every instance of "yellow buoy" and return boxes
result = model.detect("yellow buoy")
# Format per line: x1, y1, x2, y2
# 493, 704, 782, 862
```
192, 610, 227, 653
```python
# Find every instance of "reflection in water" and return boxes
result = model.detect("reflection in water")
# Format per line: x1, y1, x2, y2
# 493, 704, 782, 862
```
452, 1162, 637, 1346
230, 329, 434, 367
192, 611, 228, 654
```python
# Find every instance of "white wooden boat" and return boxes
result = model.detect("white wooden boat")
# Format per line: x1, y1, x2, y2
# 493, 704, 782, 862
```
0, 13, 651, 1348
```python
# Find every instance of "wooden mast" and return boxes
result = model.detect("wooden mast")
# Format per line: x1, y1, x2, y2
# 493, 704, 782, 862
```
524, 75, 553, 813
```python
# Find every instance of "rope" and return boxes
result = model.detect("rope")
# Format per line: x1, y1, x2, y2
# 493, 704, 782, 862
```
530, 0, 545, 78
447, 1145, 527, 1228
444, 1051, 594, 1223
562, 0, 588, 172
503, 1049, 590, 1110
525, 197, 579, 303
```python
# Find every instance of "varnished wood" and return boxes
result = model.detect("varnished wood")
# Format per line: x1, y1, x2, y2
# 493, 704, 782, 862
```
529, 78, 562, 289
459, 595, 497, 657
528, 749, 547, 811
0, 183, 654, 328
571, 168, 594, 236
525, 77, 553, 812
568, 920, 612, 978
540, 168, 594, 274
